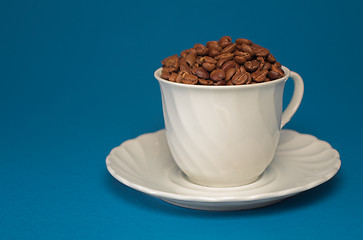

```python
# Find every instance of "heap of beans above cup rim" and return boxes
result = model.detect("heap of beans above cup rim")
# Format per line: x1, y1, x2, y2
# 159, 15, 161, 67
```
160, 36, 285, 86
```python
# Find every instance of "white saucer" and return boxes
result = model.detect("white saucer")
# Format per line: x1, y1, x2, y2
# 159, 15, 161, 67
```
106, 129, 341, 211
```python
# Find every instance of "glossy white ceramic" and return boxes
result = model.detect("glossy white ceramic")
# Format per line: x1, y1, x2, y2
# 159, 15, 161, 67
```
106, 129, 341, 211
154, 66, 304, 187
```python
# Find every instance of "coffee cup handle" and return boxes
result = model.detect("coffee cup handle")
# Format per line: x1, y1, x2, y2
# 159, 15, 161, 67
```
281, 71, 304, 128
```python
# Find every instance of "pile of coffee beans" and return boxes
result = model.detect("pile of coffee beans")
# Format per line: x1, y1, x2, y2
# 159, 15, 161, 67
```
160, 36, 285, 85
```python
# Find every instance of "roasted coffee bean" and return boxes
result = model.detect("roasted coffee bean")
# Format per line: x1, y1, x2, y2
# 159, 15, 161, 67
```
246, 73, 252, 84
214, 52, 234, 61
220, 43, 237, 54
271, 65, 284, 75
206, 41, 222, 51
162, 66, 174, 73
192, 67, 210, 79
226, 80, 233, 85
210, 69, 226, 81
161, 55, 179, 72
254, 47, 269, 57
161, 69, 171, 79
208, 49, 220, 57
199, 78, 214, 85
244, 60, 260, 72
234, 55, 247, 64
232, 72, 250, 85
202, 62, 216, 72
235, 51, 252, 60
194, 43, 209, 56
251, 69, 268, 82
239, 65, 247, 73
182, 73, 199, 84
268, 65, 284, 80
266, 53, 276, 63
169, 72, 178, 82
185, 53, 197, 67
262, 62, 272, 70
235, 38, 252, 45
239, 44, 254, 56
225, 68, 236, 81
267, 69, 284, 80
204, 56, 218, 64
161, 54, 178, 66
257, 56, 265, 71
273, 62, 282, 68
179, 59, 192, 73
214, 80, 227, 85
176, 71, 185, 83
196, 56, 204, 65
217, 58, 229, 69
221, 60, 237, 71
219, 36, 232, 48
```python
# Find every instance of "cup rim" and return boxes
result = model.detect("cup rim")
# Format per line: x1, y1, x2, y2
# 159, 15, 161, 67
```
155, 66, 291, 89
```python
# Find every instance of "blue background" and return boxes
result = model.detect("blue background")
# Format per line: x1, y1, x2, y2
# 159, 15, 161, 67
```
1, 0, 362, 239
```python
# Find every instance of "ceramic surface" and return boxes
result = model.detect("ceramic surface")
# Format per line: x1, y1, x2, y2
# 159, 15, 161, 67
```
106, 129, 341, 211
154, 66, 304, 187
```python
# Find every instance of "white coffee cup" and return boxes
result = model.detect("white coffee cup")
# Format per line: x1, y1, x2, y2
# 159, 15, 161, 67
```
155, 66, 304, 187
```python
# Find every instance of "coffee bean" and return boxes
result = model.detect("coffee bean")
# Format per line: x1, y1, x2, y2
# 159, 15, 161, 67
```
185, 53, 196, 67
265, 78, 271, 82
161, 69, 171, 79
226, 80, 233, 85
194, 43, 209, 56
206, 41, 222, 51
214, 52, 234, 61
234, 56, 246, 64
262, 62, 272, 70
161, 54, 179, 66
192, 67, 210, 79
256, 56, 265, 71
219, 36, 232, 48
169, 72, 178, 82
225, 68, 236, 81
251, 69, 268, 82
254, 47, 269, 57
244, 60, 260, 72
162, 66, 174, 73
176, 71, 185, 83
235, 38, 252, 45
232, 72, 250, 85
208, 48, 220, 57
240, 44, 254, 56
202, 62, 216, 72
273, 62, 282, 68
235, 51, 252, 60
179, 58, 192, 73
239, 65, 247, 73
271, 65, 284, 75
221, 60, 237, 71
266, 53, 276, 63
196, 56, 204, 65
267, 70, 283, 80
214, 80, 227, 86
161, 54, 180, 72
204, 56, 218, 64
182, 73, 199, 84
210, 69, 226, 81
216, 58, 229, 69
220, 43, 237, 54
199, 78, 214, 85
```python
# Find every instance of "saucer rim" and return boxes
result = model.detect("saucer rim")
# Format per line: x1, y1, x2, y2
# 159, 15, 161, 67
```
106, 129, 341, 203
